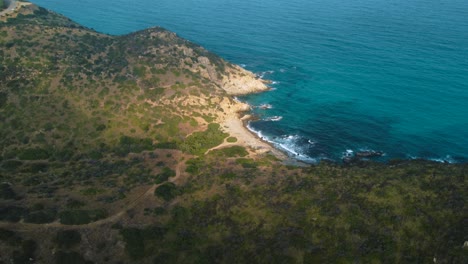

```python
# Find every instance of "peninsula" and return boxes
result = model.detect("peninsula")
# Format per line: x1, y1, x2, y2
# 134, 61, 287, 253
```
0, 4, 466, 263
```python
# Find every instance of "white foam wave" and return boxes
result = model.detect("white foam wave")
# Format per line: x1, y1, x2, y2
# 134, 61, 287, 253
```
246, 124, 318, 163
408, 154, 456, 163
428, 155, 455, 163
257, 70, 274, 79
257, 103, 273, 109
264, 116, 283, 122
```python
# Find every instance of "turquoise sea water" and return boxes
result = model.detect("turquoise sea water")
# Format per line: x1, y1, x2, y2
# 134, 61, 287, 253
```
32, 0, 468, 163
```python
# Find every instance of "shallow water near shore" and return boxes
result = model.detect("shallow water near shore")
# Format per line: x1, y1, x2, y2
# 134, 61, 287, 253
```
33, 0, 468, 162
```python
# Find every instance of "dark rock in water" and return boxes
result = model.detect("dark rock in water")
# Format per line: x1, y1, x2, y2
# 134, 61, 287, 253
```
342, 157, 355, 164
355, 150, 384, 158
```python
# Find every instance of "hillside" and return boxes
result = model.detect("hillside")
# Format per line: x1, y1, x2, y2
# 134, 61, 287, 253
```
0, 4, 467, 264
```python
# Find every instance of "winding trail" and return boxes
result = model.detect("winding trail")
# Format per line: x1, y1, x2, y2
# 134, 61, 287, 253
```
0, 162, 184, 231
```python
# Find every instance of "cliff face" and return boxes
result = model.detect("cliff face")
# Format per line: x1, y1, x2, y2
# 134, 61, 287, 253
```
221, 64, 269, 95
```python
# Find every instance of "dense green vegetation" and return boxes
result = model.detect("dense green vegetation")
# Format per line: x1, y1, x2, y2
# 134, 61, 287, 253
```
0, 4, 466, 264
180, 123, 229, 155
118, 159, 467, 263
0, 0, 5, 11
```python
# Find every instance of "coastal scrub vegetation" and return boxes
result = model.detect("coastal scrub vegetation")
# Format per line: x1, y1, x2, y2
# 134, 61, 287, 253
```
0, 5, 466, 264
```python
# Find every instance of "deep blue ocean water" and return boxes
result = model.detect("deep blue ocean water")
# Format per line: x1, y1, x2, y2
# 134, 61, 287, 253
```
32, 0, 468, 163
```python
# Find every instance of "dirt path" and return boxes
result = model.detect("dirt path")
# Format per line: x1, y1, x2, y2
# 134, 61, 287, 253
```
1, 0, 18, 17
0, 162, 184, 231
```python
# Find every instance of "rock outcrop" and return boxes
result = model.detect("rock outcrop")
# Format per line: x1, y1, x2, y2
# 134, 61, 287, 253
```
221, 65, 269, 95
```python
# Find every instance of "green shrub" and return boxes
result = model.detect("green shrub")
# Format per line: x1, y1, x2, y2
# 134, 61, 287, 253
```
180, 123, 227, 155
0, 91, 7, 108
54, 230, 81, 248
17, 240, 37, 262
120, 226, 167, 260
0, 206, 26, 222
55, 251, 93, 264
213, 146, 248, 157
155, 167, 176, 184
235, 158, 258, 168
0, 183, 16, 199
154, 182, 178, 201
115, 136, 153, 156
220, 172, 237, 179
24, 209, 57, 224
154, 142, 178, 149
185, 158, 203, 174
59, 209, 108, 225
18, 148, 50, 160
80, 188, 105, 196
120, 228, 145, 259
66, 199, 86, 209
0, 228, 22, 246
25, 162, 49, 173
146, 88, 165, 98
1, 160, 22, 170
226, 137, 237, 143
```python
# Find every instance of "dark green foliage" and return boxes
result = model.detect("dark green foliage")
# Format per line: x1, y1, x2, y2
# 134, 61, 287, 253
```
24, 209, 57, 224
153, 252, 178, 264
0, 183, 16, 199
120, 228, 145, 259
154, 142, 178, 149
185, 158, 204, 174
226, 137, 237, 143
212, 146, 248, 157
154, 182, 178, 201
17, 148, 50, 160
120, 226, 167, 260
86, 150, 103, 160
118, 161, 468, 263
0, 206, 26, 222
219, 172, 237, 180
146, 87, 165, 98
54, 230, 81, 248
55, 251, 93, 264
235, 158, 258, 168
0, 228, 22, 246
66, 199, 86, 209
21, 162, 49, 173
154, 167, 176, 184
181, 123, 228, 155
115, 136, 153, 156
59, 209, 108, 225
133, 66, 146, 78
1, 160, 23, 170
0, 91, 7, 107
12, 240, 37, 264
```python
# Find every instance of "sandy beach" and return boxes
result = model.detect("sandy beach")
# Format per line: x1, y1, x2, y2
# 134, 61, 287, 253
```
210, 95, 296, 163
222, 114, 287, 159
